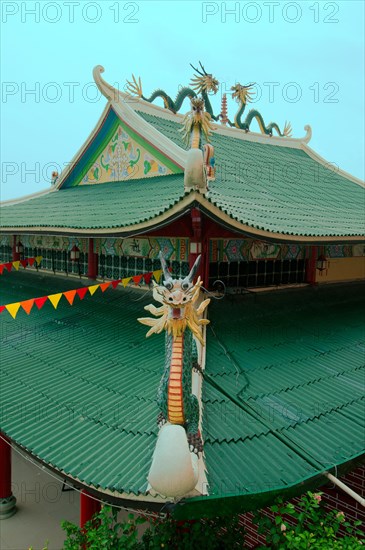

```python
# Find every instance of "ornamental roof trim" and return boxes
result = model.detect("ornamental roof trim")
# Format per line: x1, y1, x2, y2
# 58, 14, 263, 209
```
95, 66, 312, 147
94, 65, 363, 189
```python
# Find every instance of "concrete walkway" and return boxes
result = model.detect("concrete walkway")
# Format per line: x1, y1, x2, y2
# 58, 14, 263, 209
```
0, 448, 79, 550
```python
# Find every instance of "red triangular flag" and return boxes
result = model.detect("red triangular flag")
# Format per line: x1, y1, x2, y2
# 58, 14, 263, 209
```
143, 272, 152, 284
0, 305, 5, 313
132, 275, 143, 285
34, 296, 48, 310
20, 259, 28, 268
100, 282, 111, 292
28, 258, 35, 266
63, 290, 77, 305
111, 280, 121, 289
0, 265, 4, 275
4, 262, 12, 272
76, 287, 88, 300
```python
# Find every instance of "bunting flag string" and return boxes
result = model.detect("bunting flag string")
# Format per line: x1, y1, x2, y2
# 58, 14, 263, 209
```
0, 256, 43, 275
0, 269, 163, 320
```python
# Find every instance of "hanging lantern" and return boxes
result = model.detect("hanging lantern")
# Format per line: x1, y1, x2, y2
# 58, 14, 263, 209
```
15, 241, 24, 254
70, 244, 80, 262
316, 254, 328, 272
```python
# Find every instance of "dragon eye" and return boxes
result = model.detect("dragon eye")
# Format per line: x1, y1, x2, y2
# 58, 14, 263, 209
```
181, 281, 189, 290
165, 281, 173, 291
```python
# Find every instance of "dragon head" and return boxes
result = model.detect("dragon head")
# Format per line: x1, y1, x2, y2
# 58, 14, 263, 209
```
190, 62, 219, 95
138, 253, 210, 344
180, 97, 215, 146
231, 82, 255, 105
190, 97, 205, 122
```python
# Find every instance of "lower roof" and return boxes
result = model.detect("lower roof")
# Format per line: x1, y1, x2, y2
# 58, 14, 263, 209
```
0, 272, 364, 516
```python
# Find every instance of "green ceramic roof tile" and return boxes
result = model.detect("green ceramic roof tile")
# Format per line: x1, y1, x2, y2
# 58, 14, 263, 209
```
138, 111, 365, 237
0, 271, 163, 495
0, 174, 185, 230
202, 283, 365, 500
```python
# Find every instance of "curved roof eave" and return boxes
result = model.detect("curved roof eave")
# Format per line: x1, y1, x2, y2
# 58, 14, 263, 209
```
1, 191, 364, 243
0, 187, 56, 207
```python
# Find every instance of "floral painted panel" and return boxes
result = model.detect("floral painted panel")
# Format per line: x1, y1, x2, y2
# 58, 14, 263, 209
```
250, 241, 281, 260
20, 235, 87, 253
97, 237, 189, 262
210, 239, 304, 262
324, 244, 356, 258
81, 124, 172, 185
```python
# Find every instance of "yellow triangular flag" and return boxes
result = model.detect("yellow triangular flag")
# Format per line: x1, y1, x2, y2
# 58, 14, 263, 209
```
48, 293, 62, 309
12, 261, 20, 271
35, 256, 43, 265
5, 302, 21, 319
153, 270, 162, 283
121, 277, 131, 288
88, 284, 99, 296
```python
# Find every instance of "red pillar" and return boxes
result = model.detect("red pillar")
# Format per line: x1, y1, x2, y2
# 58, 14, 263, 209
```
87, 238, 97, 279
0, 433, 16, 519
80, 489, 101, 528
200, 237, 210, 288
12, 236, 20, 261
306, 245, 318, 285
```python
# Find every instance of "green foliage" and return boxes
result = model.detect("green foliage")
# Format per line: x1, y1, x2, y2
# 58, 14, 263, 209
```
62, 506, 145, 549
61, 493, 364, 549
141, 513, 246, 549
61, 506, 245, 549
253, 491, 365, 549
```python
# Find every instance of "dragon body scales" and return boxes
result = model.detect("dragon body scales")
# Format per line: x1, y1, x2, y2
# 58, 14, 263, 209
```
230, 83, 292, 137
126, 62, 220, 120
138, 254, 210, 453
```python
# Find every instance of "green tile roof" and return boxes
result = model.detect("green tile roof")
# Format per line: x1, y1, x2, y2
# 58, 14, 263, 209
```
193, 283, 365, 516
0, 174, 185, 231
138, 111, 365, 237
0, 273, 162, 495
1, 271, 364, 516
1, 109, 364, 238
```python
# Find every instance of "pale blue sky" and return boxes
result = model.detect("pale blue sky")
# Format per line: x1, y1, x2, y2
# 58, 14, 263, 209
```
1, 0, 364, 200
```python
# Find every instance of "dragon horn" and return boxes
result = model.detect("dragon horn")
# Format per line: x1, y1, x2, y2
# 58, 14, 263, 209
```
158, 251, 173, 283
187, 255, 201, 283
190, 63, 204, 76
199, 61, 208, 75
